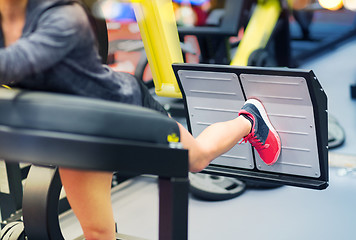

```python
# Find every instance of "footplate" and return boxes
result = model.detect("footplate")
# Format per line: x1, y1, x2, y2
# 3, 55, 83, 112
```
174, 63, 328, 190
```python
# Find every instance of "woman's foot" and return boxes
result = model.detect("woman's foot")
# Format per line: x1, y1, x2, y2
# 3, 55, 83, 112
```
239, 99, 281, 165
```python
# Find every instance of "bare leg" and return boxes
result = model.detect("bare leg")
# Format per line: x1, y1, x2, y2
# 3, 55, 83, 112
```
178, 115, 251, 172
59, 168, 116, 240
59, 115, 251, 239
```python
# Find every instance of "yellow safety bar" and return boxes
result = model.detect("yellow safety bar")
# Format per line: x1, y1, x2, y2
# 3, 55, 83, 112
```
231, 0, 282, 66
131, 0, 184, 98
1, 85, 11, 89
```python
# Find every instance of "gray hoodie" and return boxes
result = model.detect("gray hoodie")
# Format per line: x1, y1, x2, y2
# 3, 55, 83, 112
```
0, 0, 141, 105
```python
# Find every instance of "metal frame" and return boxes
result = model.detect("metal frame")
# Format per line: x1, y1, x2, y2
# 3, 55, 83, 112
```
0, 162, 23, 225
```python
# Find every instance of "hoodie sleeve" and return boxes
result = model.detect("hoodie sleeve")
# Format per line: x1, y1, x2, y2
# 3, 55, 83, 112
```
0, 4, 89, 85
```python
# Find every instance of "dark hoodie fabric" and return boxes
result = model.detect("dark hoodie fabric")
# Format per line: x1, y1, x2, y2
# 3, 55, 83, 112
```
0, 0, 142, 105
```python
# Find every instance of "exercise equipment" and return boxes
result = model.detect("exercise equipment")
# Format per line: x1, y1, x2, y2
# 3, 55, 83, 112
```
0, 163, 24, 226
174, 63, 328, 189
0, 221, 25, 240
0, 64, 329, 239
328, 114, 346, 149
95, 0, 329, 195
176, 0, 290, 194
290, 5, 356, 66
130, 0, 184, 98
0, 89, 189, 240
189, 173, 246, 201
177, 0, 251, 65
0, 0, 329, 239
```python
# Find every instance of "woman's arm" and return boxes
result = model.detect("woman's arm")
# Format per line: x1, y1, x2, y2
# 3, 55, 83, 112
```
0, 4, 90, 84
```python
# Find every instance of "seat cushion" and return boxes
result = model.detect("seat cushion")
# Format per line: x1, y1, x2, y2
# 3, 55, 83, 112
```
0, 89, 180, 144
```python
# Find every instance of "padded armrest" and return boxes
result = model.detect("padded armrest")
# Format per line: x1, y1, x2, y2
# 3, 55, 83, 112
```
0, 89, 179, 144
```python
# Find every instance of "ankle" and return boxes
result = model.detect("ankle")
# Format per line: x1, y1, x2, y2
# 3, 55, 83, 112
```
238, 115, 252, 136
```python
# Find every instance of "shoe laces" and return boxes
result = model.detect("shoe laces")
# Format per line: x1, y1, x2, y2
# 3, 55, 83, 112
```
240, 131, 269, 151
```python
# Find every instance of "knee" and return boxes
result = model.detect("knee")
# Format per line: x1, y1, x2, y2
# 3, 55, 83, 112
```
82, 224, 116, 240
190, 161, 208, 172
189, 146, 215, 172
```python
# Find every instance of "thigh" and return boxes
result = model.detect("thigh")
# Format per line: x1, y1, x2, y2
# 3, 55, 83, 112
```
135, 77, 169, 115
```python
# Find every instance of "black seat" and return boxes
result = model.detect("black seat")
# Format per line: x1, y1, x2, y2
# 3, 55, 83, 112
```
0, 88, 189, 240
0, 90, 179, 145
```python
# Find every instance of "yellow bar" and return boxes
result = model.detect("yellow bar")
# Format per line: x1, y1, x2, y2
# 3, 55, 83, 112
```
230, 0, 281, 66
1, 85, 11, 89
132, 0, 184, 98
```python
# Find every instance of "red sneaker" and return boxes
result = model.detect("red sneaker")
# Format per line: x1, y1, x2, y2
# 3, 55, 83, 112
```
238, 99, 281, 165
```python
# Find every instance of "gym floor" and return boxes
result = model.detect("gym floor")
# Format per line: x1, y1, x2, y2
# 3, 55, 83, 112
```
61, 16, 356, 240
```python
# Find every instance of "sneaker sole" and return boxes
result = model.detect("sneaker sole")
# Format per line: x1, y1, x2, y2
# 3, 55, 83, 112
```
245, 98, 281, 165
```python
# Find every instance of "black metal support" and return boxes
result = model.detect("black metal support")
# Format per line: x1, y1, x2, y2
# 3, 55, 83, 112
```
196, 36, 232, 64
20, 165, 190, 240
19, 166, 190, 240
177, 0, 249, 65
351, 84, 356, 99
273, 8, 292, 67
0, 162, 23, 223
177, 0, 247, 37
158, 177, 189, 240
22, 166, 63, 240
20, 165, 191, 240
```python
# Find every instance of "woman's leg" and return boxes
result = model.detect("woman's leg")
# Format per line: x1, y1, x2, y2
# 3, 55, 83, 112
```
58, 116, 250, 240
178, 115, 251, 172
179, 98, 282, 170
59, 168, 116, 240
58, 99, 280, 240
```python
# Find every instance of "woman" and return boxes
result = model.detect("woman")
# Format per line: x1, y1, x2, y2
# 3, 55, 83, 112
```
0, 0, 281, 239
